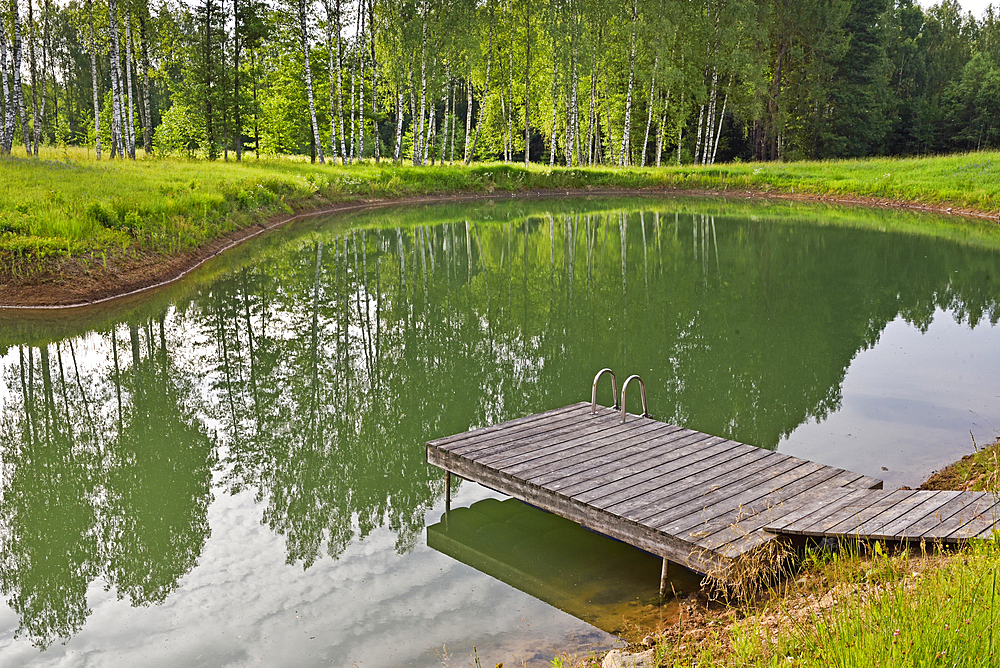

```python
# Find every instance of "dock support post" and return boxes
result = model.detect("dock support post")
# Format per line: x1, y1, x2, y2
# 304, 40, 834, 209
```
445, 471, 451, 513
659, 558, 669, 600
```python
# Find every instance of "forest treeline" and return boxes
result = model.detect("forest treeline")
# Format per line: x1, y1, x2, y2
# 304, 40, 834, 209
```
0, 0, 999, 166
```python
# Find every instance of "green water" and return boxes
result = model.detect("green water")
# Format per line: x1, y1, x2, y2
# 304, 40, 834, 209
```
1, 197, 999, 667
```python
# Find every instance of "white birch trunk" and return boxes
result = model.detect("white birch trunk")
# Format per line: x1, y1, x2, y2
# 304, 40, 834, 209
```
28, 0, 38, 155
125, 10, 136, 159
409, 55, 418, 164
693, 103, 704, 165
702, 69, 717, 165
618, 1, 636, 166
336, 0, 347, 163
1, 25, 11, 155
466, 0, 494, 165
524, 0, 531, 167
369, 0, 379, 163
440, 57, 450, 164
300, 0, 325, 163
325, 0, 338, 161
349, 0, 361, 163
88, 0, 100, 159
449, 79, 456, 163
394, 88, 403, 163
677, 121, 682, 165
640, 54, 657, 167
549, 46, 557, 167
500, 94, 508, 161
358, 0, 366, 162
567, 3, 579, 167
655, 108, 665, 167
38, 0, 51, 152
710, 92, 728, 166
13, 1, 30, 154
416, 2, 427, 165
464, 78, 472, 163
139, 10, 152, 153
586, 55, 596, 165
422, 58, 435, 165
108, 0, 124, 158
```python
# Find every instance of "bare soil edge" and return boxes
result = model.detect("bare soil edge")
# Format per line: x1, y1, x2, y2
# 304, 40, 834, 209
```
1, 186, 997, 309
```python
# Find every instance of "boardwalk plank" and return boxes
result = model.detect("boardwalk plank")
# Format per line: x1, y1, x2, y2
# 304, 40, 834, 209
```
508, 423, 687, 480
603, 448, 787, 520
482, 417, 668, 471
895, 492, 971, 539
432, 403, 587, 449
760, 487, 862, 534
523, 430, 716, 493
568, 436, 740, 502
864, 492, 956, 540
453, 408, 623, 459
635, 455, 805, 526
694, 467, 852, 551
766, 490, 879, 536
538, 432, 725, 493
944, 494, 1000, 541
917, 493, 990, 542
660, 461, 826, 536
833, 490, 920, 537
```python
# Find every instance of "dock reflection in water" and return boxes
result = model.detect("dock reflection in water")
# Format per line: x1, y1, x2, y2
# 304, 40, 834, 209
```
427, 498, 702, 637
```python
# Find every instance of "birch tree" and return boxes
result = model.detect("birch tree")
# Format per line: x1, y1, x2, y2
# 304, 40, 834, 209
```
298, 0, 324, 163
88, 0, 101, 158
1, 21, 11, 155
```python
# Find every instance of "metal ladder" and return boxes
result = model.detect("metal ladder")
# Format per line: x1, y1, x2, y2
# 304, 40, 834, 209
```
590, 368, 650, 423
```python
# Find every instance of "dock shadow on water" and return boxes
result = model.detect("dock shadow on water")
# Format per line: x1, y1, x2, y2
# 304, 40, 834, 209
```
0, 196, 999, 666
427, 498, 701, 638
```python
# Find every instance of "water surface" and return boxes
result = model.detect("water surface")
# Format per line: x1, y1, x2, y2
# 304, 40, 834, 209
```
1, 197, 999, 667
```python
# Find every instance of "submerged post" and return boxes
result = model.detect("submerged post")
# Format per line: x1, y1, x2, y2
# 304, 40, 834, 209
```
446, 471, 451, 513
659, 558, 670, 599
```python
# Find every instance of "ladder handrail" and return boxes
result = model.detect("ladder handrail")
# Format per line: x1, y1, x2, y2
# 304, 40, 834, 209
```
591, 368, 619, 414
620, 375, 649, 423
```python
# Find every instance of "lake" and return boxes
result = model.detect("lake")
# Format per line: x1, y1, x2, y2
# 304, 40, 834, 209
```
1, 196, 999, 667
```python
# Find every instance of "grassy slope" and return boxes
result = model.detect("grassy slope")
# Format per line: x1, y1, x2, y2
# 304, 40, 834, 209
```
574, 438, 1000, 668
1, 148, 999, 278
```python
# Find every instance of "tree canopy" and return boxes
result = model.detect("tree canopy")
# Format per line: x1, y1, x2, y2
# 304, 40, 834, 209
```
1, 0, 999, 165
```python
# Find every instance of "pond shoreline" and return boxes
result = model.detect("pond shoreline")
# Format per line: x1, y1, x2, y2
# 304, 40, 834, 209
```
588, 438, 1000, 668
1, 185, 995, 309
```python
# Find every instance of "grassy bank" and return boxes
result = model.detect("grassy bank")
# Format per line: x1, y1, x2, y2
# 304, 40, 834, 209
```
569, 437, 1000, 668
1, 148, 999, 290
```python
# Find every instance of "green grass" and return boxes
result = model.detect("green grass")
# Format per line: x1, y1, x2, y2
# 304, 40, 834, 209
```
2, 147, 999, 278
618, 540, 1000, 668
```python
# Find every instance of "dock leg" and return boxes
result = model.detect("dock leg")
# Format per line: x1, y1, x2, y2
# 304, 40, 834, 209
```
659, 558, 669, 600
445, 471, 451, 513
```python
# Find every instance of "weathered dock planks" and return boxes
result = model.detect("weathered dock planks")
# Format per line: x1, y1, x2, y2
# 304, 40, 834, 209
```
426, 403, 1000, 579
428, 403, 884, 576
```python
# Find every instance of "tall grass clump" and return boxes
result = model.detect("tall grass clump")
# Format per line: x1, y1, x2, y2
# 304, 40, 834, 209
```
786, 540, 1000, 668
673, 539, 1000, 668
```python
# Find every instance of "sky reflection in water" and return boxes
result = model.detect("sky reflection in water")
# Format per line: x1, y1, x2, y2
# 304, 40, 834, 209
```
0, 197, 999, 667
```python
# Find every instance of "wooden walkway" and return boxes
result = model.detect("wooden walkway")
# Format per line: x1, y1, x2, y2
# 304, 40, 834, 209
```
426, 402, 1000, 578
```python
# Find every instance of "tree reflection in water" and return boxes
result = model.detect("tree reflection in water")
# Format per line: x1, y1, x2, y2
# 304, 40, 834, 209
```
0, 201, 999, 649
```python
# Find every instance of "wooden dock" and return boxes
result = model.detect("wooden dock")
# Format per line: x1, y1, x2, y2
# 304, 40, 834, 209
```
426, 402, 1000, 579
